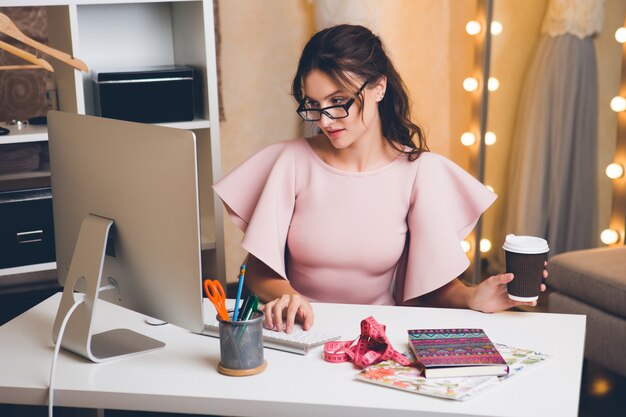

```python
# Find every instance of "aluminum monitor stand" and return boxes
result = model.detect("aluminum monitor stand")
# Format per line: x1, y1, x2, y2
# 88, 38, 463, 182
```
51, 214, 165, 362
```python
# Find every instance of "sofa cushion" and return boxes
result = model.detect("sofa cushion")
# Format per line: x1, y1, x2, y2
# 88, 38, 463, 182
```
548, 291, 626, 378
547, 247, 626, 319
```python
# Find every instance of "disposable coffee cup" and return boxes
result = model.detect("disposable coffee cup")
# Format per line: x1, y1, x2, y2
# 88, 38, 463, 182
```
502, 234, 549, 302
217, 309, 267, 376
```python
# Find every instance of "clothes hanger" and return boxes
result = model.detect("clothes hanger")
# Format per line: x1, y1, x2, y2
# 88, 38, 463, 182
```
0, 39, 53, 71
0, 12, 88, 72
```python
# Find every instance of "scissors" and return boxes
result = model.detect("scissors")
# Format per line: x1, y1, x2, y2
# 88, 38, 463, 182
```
203, 279, 229, 321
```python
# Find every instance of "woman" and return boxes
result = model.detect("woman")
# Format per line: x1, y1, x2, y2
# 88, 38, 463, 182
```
214, 24, 547, 333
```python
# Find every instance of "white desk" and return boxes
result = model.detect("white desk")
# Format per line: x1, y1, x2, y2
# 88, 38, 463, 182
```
0, 293, 585, 417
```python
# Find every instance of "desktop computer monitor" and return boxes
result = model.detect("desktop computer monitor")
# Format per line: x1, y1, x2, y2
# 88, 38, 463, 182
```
47, 111, 205, 362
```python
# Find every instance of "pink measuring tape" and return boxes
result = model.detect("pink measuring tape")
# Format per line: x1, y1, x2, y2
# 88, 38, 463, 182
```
323, 316, 411, 368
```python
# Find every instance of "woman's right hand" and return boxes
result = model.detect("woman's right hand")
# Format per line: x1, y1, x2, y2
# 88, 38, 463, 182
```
261, 294, 314, 334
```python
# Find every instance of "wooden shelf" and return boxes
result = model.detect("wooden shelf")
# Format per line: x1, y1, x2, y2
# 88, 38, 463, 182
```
0, 170, 51, 193
0, 170, 50, 182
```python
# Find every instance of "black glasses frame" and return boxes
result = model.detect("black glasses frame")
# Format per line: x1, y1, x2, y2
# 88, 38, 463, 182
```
296, 80, 369, 122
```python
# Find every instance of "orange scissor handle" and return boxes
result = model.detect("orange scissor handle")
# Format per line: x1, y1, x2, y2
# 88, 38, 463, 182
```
203, 279, 229, 321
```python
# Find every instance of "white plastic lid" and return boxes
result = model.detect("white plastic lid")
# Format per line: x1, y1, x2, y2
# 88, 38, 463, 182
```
502, 234, 549, 254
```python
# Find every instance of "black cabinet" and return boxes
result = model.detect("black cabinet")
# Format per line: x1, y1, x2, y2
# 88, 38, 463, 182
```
0, 188, 55, 269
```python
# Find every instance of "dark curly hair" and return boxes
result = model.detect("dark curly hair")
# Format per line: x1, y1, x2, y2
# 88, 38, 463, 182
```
292, 24, 428, 160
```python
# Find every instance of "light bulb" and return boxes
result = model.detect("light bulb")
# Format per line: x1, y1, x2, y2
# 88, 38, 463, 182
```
491, 21, 503, 35
488, 77, 500, 91
461, 240, 471, 253
485, 185, 495, 193
463, 77, 479, 92
606, 163, 625, 179
466, 21, 482, 35
610, 96, 626, 112
616, 27, 626, 43
461, 132, 477, 146
600, 229, 620, 245
485, 131, 497, 145
480, 238, 492, 253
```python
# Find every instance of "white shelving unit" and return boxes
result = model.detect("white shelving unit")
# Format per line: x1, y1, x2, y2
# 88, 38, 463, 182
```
0, 123, 49, 145
0, 0, 225, 283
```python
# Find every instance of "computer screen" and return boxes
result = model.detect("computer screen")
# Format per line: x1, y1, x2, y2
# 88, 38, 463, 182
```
47, 111, 204, 362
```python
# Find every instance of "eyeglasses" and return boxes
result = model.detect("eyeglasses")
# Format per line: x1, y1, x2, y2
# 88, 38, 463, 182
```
296, 80, 369, 122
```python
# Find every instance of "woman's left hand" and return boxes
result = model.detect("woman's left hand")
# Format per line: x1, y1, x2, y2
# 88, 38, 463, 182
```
469, 262, 548, 313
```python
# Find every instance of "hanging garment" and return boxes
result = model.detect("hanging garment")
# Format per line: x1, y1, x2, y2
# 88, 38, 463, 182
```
503, 0, 602, 256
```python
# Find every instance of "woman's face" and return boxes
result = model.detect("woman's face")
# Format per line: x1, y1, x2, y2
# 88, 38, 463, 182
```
302, 69, 384, 149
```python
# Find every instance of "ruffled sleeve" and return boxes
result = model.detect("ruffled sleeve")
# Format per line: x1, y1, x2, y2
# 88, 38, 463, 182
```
213, 141, 296, 279
394, 153, 497, 304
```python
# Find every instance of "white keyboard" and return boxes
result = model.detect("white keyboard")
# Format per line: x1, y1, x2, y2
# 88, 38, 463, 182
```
197, 318, 340, 355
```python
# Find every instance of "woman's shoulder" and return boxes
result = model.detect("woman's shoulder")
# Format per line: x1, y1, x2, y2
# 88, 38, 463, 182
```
227, 138, 308, 172
253, 137, 303, 152
410, 151, 465, 174
404, 150, 490, 195
270, 137, 307, 148
251, 137, 311, 159
394, 150, 454, 175
413, 150, 451, 164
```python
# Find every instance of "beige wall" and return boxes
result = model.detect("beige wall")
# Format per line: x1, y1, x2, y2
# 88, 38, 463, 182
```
218, 0, 314, 281
217, 0, 624, 282
380, 1, 458, 159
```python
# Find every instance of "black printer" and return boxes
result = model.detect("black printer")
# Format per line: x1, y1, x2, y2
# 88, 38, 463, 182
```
92, 65, 195, 123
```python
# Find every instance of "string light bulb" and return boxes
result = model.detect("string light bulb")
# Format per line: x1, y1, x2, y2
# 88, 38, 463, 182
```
616, 27, 626, 43
463, 77, 479, 92
461, 132, 477, 146
491, 21, 503, 35
610, 96, 626, 112
466, 21, 481, 35
606, 163, 625, 179
461, 240, 471, 253
488, 77, 500, 91
600, 229, 620, 245
480, 238, 492, 253
590, 377, 613, 396
485, 131, 497, 145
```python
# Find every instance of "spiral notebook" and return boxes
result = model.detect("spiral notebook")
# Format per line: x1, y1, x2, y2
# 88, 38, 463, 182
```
355, 343, 550, 401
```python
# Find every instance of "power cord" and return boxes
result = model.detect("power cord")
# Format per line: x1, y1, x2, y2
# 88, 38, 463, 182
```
48, 284, 117, 417
48, 294, 83, 417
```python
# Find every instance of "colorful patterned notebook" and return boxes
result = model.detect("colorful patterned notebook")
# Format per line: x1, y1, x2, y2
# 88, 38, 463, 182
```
355, 343, 550, 401
407, 328, 509, 378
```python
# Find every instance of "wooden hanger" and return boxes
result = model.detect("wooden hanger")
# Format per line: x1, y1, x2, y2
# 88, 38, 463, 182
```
0, 12, 88, 72
0, 39, 53, 71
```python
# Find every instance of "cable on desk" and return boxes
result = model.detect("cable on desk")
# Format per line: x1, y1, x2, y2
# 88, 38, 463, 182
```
48, 284, 117, 417
48, 294, 83, 417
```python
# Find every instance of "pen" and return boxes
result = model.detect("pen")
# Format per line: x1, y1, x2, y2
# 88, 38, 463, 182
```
237, 294, 252, 321
232, 263, 246, 320
242, 295, 258, 321
236, 294, 258, 341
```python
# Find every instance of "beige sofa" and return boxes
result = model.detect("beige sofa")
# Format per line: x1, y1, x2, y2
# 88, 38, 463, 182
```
546, 246, 626, 377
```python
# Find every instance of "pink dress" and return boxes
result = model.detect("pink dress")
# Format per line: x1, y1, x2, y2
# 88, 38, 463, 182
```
213, 138, 496, 305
